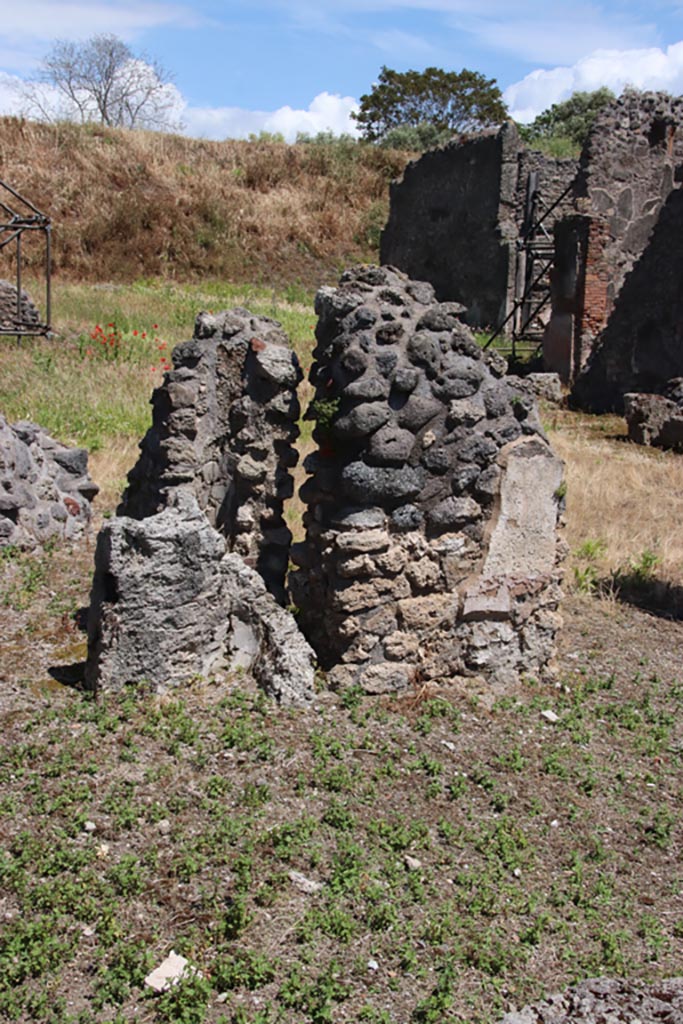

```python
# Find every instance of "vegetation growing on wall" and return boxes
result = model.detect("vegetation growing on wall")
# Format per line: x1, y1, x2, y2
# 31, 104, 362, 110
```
518, 88, 615, 157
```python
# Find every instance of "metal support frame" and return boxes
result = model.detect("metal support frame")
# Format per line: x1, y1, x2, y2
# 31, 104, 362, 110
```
0, 178, 51, 339
484, 178, 573, 358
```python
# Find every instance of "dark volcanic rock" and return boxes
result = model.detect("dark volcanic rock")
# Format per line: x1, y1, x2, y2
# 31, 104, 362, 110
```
291, 265, 566, 691
0, 415, 98, 549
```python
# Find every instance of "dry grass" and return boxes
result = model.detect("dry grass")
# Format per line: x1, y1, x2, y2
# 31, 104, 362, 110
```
89, 443, 142, 511
547, 408, 683, 587
0, 119, 411, 289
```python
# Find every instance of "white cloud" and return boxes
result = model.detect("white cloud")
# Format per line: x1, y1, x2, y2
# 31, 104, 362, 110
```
370, 28, 435, 57
1, 1, 195, 38
469, 14, 659, 66
264, 0, 659, 65
0, 1, 199, 73
0, 72, 25, 115
505, 41, 683, 122
182, 91, 360, 141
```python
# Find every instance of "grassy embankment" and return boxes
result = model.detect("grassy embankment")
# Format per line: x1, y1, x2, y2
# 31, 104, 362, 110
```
0, 118, 410, 288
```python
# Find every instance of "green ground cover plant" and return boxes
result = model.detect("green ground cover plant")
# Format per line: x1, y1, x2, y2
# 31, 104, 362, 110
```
0, 277, 682, 1022
0, 654, 680, 1023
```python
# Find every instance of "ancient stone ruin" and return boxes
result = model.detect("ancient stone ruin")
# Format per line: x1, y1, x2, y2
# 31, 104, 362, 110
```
86, 492, 315, 704
86, 268, 566, 701
0, 280, 40, 334
118, 308, 303, 605
382, 91, 683, 403
381, 122, 576, 334
290, 266, 565, 692
550, 91, 683, 392
623, 382, 683, 452
572, 184, 683, 412
86, 309, 316, 702
0, 415, 98, 549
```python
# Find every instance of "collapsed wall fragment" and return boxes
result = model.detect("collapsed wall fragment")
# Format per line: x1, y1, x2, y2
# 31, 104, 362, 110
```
290, 266, 566, 692
86, 273, 566, 701
0, 415, 98, 549
623, 380, 683, 451
86, 309, 316, 703
119, 309, 302, 604
86, 493, 314, 704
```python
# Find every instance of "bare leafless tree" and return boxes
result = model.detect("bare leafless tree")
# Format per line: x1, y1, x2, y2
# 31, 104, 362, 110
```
22, 33, 183, 132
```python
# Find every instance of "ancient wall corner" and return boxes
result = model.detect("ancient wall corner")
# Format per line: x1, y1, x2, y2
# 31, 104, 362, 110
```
290, 265, 566, 694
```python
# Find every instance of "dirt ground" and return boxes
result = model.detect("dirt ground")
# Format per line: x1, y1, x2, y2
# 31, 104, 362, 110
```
1, 521, 682, 1023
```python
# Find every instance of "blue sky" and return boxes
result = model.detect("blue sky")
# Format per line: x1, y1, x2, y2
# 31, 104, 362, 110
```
1, 0, 683, 138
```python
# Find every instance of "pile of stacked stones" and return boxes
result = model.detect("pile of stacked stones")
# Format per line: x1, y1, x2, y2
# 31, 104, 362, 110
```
119, 309, 302, 605
0, 415, 98, 549
85, 270, 565, 701
0, 280, 40, 332
499, 977, 683, 1024
624, 378, 683, 451
290, 266, 565, 692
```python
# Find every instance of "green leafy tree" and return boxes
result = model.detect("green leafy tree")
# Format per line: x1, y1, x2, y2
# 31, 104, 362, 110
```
519, 87, 615, 152
377, 122, 452, 151
353, 66, 507, 144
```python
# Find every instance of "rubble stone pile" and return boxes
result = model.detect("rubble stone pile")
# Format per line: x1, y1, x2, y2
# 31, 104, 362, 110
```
86, 493, 315, 703
85, 270, 566, 701
0, 415, 98, 549
119, 309, 302, 604
0, 279, 40, 332
500, 976, 683, 1024
624, 379, 683, 451
290, 266, 566, 692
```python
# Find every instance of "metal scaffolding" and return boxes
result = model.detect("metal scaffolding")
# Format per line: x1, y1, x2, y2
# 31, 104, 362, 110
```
484, 175, 573, 359
0, 178, 51, 338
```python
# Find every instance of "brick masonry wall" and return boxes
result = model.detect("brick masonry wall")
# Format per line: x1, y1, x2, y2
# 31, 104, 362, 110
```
573, 186, 683, 411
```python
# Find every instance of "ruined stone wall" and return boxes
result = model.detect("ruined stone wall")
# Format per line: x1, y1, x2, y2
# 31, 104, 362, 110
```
119, 309, 302, 603
0, 416, 98, 548
86, 309, 315, 702
577, 91, 683, 312
547, 91, 683, 383
290, 266, 565, 693
86, 493, 316, 703
572, 186, 683, 411
380, 129, 510, 328
0, 280, 40, 332
516, 150, 577, 225
88, 274, 566, 701
380, 124, 576, 332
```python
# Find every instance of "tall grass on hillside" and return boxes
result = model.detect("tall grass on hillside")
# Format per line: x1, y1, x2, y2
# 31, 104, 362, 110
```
0, 119, 412, 288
